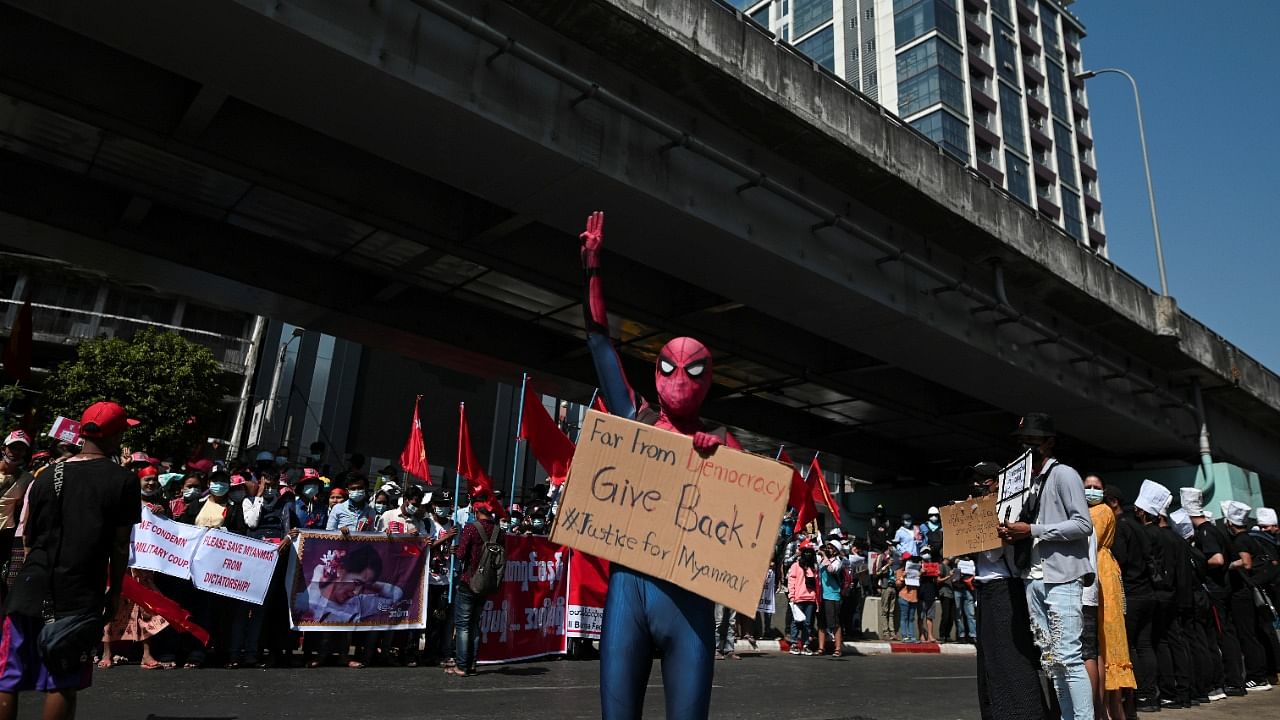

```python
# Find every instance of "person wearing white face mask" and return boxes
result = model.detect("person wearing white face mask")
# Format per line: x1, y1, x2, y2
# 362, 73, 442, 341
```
291, 468, 328, 531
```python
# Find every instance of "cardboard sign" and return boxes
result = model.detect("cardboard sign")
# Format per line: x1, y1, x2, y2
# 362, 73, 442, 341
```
47, 416, 81, 445
997, 450, 1033, 524
550, 410, 790, 616
191, 529, 282, 605
939, 494, 1002, 557
128, 507, 205, 579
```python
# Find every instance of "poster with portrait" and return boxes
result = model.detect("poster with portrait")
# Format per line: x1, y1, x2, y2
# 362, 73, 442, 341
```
287, 531, 430, 631
997, 450, 1034, 525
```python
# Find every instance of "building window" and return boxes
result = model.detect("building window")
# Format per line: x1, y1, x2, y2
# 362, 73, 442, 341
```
749, 5, 770, 27
1084, 177, 1099, 199
1054, 121, 1076, 188
866, 8, 875, 21
792, 0, 833, 37
1047, 63, 1069, 121
894, 0, 959, 46
991, 0, 1012, 22
1087, 210, 1102, 230
783, 0, 790, 15
911, 109, 970, 160
898, 67, 966, 116
796, 25, 836, 70
995, 29, 1019, 82
851, 17, 858, 30
999, 83, 1026, 154
1036, 180, 1053, 200
897, 36, 963, 78
1039, 3, 1061, 56
727, 0, 759, 10
866, 38, 876, 51
976, 140, 998, 167
1061, 187, 1083, 240
1006, 151, 1031, 204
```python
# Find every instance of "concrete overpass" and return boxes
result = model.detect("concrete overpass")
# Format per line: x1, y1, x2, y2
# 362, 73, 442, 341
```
0, 0, 1277, 495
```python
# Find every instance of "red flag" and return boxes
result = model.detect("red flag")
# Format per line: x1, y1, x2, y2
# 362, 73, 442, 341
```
781, 449, 817, 530
121, 573, 210, 646
399, 395, 431, 484
808, 456, 841, 525
519, 383, 575, 487
2, 299, 32, 383
591, 392, 608, 414
456, 404, 494, 497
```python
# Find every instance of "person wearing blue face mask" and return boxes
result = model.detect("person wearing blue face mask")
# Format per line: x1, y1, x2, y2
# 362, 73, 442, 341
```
327, 475, 375, 536
291, 468, 328, 531
228, 473, 295, 669
177, 471, 250, 668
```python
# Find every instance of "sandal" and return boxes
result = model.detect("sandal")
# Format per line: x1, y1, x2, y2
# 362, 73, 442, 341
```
96, 657, 113, 670
832, 652, 843, 658
141, 660, 164, 670
347, 660, 366, 669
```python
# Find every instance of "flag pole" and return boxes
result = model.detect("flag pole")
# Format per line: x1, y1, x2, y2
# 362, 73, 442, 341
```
588, 388, 600, 410
509, 373, 528, 502
775, 444, 784, 461
449, 402, 464, 603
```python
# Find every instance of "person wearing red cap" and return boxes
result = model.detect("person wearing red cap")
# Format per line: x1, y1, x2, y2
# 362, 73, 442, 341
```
1, 401, 140, 720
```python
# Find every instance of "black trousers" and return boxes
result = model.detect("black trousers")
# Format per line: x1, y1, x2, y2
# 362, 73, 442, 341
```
1153, 601, 1190, 704
1230, 592, 1268, 684
1182, 609, 1215, 698
939, 595, 955, 641
1208, 592, 1245, 689
1126, 592, 1158, 704
976, 579, 1049, 720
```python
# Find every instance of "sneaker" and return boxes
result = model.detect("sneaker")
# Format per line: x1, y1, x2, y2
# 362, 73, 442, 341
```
801, 649, 815, 656
1136, 702, 1160, 713
1246, 680, 1272, 692
1207, 688, 1227, 701
1225, 686, 1247, 697
789, 647, 800, 655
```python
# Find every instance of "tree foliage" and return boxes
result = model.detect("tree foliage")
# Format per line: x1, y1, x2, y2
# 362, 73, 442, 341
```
41, 329, 226, 457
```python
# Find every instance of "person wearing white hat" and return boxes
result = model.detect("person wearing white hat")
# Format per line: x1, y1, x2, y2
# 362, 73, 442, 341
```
1132, 480, 1194, 709
1183, 487, 1248, 696
1221, 501, 1275, 691
1166, 508, 1217, 704
0, 429, 35, 604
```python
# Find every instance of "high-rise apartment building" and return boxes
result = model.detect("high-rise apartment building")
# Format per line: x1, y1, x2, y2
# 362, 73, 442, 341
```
728, 0, 1106, 252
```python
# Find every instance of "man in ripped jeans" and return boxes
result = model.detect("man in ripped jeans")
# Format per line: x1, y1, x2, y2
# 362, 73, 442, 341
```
998, 413, 1095, 720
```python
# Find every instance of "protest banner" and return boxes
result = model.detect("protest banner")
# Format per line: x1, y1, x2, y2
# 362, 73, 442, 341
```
957, 558, 976, 575
477, 535, 569, 664
997, 450, 1033, 524
287, 531, 429, 631
904, 562, 921, 587
566, 549, 609, 640
191, 529, 283, 605
128, 507, 205, 579
550, 410, 791, 616
939, 494, 1001, 557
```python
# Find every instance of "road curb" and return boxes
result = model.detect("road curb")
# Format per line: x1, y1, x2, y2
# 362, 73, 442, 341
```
734, 639, 976, 656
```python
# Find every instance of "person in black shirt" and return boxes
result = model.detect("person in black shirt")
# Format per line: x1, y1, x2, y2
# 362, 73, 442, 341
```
1134, 480, 1192, 709
867, 504, 891, 554
1182, 487, 1247, 697
0, 401, 141, 720
1221, 500, 1272, 691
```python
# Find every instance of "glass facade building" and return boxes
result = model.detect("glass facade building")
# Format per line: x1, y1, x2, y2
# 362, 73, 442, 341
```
734, 0, 1106, 252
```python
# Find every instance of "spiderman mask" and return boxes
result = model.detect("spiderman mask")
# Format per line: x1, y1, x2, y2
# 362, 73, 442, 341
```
654, 337, 712, 420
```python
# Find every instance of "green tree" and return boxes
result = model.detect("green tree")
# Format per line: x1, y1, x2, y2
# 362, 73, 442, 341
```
41, 329, 226, 457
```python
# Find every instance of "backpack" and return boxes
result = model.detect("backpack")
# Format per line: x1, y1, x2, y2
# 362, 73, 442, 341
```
467, 521, 506, 595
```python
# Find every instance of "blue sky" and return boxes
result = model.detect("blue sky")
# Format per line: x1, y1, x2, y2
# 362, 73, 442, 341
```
1071, 1, 1279, 372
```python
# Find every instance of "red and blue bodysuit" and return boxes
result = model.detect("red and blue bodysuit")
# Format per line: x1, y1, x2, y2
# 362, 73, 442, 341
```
579, 211, 740, 720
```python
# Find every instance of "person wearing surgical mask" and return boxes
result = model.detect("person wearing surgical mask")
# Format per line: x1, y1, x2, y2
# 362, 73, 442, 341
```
180, 470, 247, 532
292, 469, 329, 531
169, 473, 205, 518
326, 475, 376, 535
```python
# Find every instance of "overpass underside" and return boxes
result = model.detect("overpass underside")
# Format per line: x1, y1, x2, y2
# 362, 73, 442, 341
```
1, 0, 1276, 489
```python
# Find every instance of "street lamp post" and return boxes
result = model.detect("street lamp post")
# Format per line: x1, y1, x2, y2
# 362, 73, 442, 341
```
1076, 68, 1169, 297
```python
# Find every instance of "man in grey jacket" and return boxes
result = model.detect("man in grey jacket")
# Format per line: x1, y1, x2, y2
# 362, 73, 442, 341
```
998, 413, 1094, 720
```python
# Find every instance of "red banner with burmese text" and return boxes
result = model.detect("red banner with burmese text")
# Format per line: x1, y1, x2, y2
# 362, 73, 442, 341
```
476, 535, 570, 664
566, 549, 609, 640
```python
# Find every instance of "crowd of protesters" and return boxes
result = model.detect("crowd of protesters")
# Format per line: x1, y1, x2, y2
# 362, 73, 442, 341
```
0, 409, 566, 686
0, 403, 1277, 720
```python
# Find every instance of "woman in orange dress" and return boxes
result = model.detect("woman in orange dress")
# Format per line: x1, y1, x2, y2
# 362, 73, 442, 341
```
1086, 474, 1135, 719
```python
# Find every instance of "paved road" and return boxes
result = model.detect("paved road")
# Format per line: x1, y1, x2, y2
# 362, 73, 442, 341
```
14, 651, 1280, 720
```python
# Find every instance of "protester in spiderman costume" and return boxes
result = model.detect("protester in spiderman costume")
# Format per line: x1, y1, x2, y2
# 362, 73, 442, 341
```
579, 211, 740, 720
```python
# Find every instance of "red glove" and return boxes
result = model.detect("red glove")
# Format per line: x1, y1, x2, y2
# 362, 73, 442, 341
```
692, 432, 722, 455
580, 211, 604, 268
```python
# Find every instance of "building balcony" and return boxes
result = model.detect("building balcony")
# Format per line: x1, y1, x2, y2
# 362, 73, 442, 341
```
1022, 60, 1044, 85
1019, 30, 1041, 56
968, 51, 995, 77
966, 18, 991, 44
1070, 72, 1085, 89
971, 84, 998, 112
1029, 123, 1052, 148
1072, 97, 1089, 118
1033, 157, 1056, 184
977, 157, 1004, 184
1037, 194, 1061, 219
1080, 158, 1098, 180
1026, 92, 1049, 118
1065, 42, 1081, 60
974, 120, 1001, 147
1083, 193, 1102, 213
1076, 131, 1094, 150
1089, 227, 1106, 247
1017, 1, 1037, 23
964, 0, 988, 11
